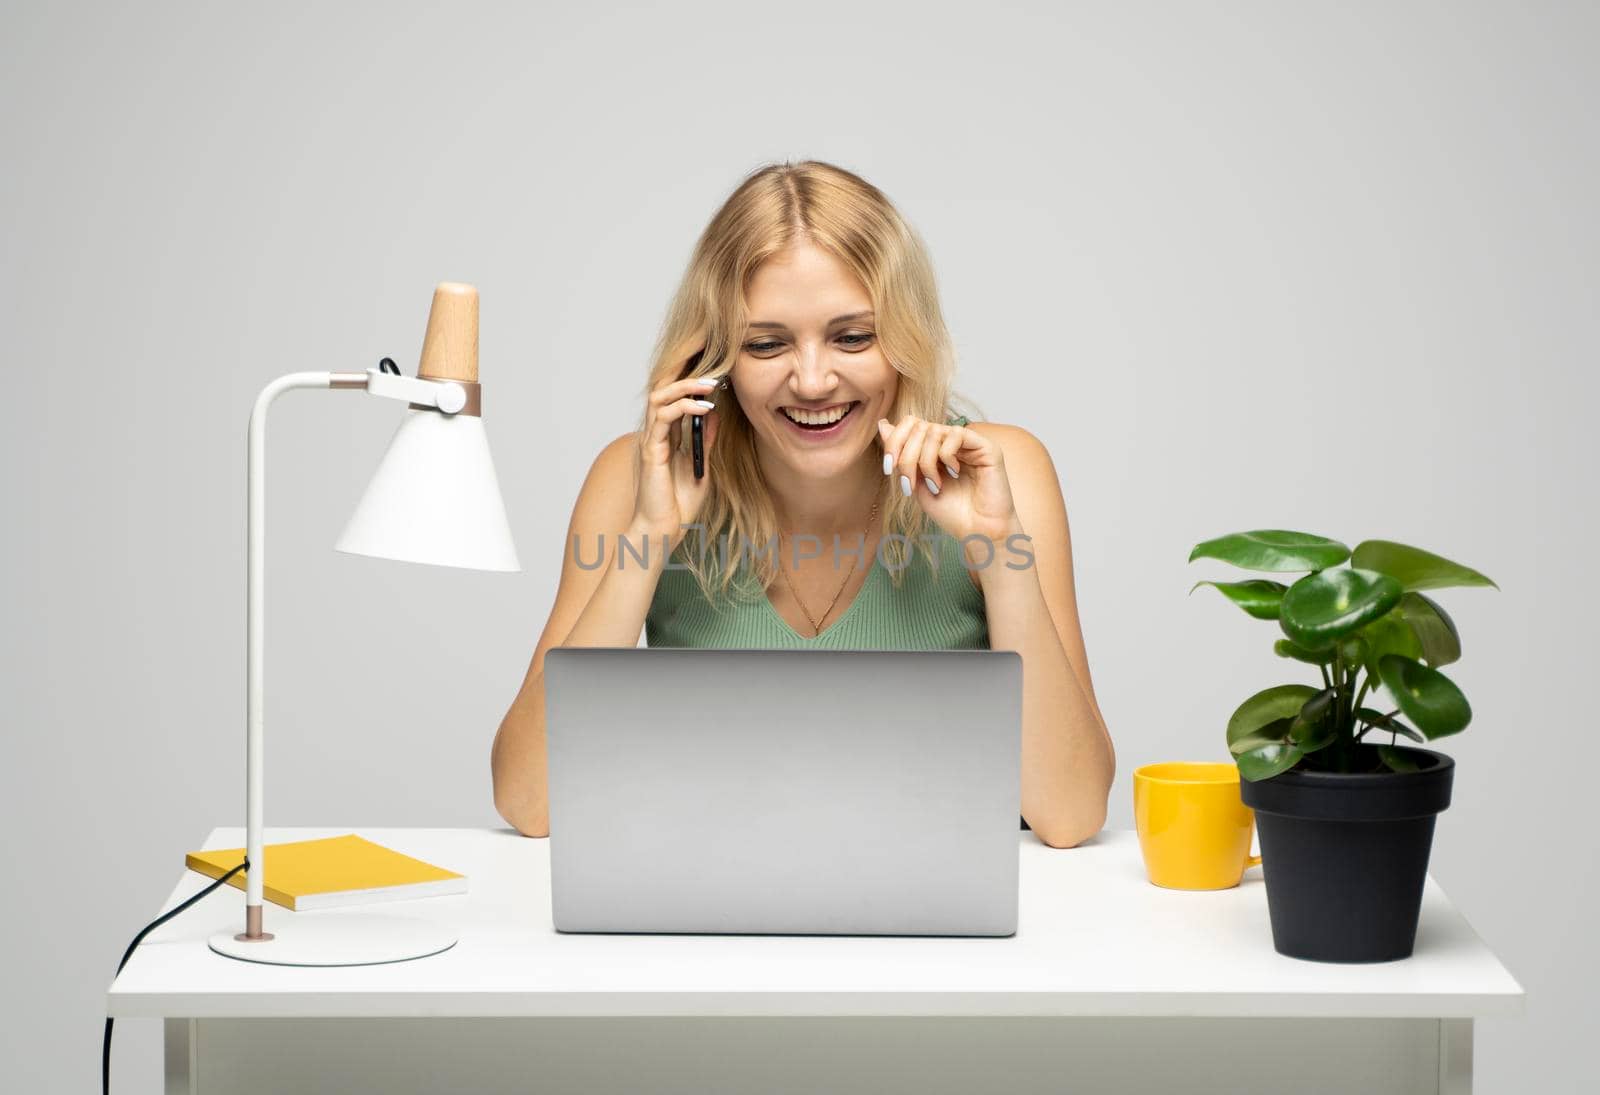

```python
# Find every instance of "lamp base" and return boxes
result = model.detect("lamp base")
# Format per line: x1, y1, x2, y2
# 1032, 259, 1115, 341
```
208, 912, 457, 966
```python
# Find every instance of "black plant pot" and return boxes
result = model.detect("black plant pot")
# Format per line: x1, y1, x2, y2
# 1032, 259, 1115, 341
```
1239, 744, 1454, 963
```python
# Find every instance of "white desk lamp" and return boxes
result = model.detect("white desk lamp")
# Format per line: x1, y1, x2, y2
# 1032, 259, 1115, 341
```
208, 282, 519, 966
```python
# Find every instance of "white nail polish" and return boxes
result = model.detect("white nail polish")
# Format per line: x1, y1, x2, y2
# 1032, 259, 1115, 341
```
694, 400, 716, 409
883, 453, 894, 475
899, 475, 912, 496
944, 463, 959, 478
924, 476, 940, 495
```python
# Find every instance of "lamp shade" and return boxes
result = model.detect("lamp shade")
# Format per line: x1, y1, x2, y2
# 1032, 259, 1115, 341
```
335, 407, 520, 572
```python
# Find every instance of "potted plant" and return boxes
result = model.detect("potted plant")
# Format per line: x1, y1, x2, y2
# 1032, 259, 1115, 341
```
1188, 531, 1497, 963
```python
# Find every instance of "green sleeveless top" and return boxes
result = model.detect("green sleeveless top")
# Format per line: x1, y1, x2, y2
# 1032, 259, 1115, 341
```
645, 525, 989, 650
645, 415, 988, 651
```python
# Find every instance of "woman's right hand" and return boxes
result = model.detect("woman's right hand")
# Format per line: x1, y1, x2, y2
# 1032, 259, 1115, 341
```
631, 371, 723, 554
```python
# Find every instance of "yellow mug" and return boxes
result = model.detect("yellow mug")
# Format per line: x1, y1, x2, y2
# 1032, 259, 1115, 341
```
1133, 761, 1262, 890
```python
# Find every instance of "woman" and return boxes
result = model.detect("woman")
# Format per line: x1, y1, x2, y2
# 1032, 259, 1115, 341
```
492, 160, 1114, 847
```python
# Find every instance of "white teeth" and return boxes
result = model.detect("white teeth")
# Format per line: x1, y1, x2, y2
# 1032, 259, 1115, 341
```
782, 403, 853, 426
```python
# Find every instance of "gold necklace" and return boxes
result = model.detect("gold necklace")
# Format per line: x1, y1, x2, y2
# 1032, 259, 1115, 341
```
778, 498, 880, 638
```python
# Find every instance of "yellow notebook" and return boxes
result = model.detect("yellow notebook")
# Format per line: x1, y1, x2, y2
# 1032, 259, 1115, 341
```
185, 834, 467, 912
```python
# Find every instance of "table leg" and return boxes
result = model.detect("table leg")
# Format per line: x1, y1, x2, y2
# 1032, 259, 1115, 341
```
163, 1019, 194, 1095
1439, 1019, 1473, 1094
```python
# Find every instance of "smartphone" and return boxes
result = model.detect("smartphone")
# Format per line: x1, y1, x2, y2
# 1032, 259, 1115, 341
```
692, 410, 704, 480
682, 349, 707, 480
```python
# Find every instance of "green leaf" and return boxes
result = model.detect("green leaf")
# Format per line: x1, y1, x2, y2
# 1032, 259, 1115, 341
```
1355, 707, 1424, 742
1377, 745, 1422, 773
1229, 715, 1296, 757
1189, 530, 1351, 573
1396, 592, 1461, 667
1351, 540, 1499, 592
1279, 568, 1405, 650
1275, 639, 1335, 665
1291, 721, 1338, 754
1286, 688, 1337, 751
1296, 687, 1337, 723
1338, 634, 1369, 667
1357, 607, 1423, 686
1377, 655, 1472, 739
1227, 685, 1320, 749
1189, 579, 1289, 620
1237, 741, 1306, 781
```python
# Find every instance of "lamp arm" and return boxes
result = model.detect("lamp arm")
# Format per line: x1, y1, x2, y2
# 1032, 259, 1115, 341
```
239, 371, 367, 938
240, 365, 471, 939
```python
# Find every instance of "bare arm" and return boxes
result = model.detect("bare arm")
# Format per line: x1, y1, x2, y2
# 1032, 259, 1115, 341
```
491, 433, 666, 837
970, 423, 1115, 848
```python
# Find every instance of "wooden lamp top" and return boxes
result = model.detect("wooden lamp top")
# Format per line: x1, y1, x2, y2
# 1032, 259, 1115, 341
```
417, 282, 479, 384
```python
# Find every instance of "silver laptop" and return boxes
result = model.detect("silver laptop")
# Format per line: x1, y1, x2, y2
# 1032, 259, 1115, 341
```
542, 648, 1022, 936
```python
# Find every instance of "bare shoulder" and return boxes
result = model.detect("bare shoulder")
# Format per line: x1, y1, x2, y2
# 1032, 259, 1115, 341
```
955, 422, 1059, 588
578, 432, 641, 521
962, 420, 1048, 462
519, 431, 640, 660
562, 430, 644, 595
962, 421, 1063, 518
598, 430, 638, 475
963, 421, 1103, 716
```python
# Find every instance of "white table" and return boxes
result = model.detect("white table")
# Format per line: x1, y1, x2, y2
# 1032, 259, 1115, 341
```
108, 827, 1523, 1095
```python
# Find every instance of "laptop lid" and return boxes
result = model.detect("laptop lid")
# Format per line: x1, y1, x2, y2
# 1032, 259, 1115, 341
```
543, 648, 1022, 936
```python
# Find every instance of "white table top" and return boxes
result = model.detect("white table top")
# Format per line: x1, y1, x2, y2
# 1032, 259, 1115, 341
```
108, 826, 1525, 1020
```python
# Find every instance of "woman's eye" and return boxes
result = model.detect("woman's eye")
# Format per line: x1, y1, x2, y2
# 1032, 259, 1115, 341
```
745, 333, 873, 354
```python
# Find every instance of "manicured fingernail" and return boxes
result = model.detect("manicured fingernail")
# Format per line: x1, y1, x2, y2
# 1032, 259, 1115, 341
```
695, 378, 718, 387
924, 476, 940, 495
694, 399, 716, 409
883, 453, 894, 475
944, 463, 959, 478
899, 475, 912, 496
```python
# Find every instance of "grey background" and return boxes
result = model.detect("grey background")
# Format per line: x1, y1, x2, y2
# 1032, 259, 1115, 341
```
3, 1, 1592, 1090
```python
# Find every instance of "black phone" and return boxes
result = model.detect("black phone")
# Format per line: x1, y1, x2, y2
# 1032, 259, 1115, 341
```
683, 349, 708, 480
692, 408, 704, 480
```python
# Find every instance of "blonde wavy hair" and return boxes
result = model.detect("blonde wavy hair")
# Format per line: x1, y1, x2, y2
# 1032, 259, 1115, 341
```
635, 159, 983, 607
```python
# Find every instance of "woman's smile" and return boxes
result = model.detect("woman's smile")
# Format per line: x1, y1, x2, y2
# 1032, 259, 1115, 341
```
778, 400, 861, 438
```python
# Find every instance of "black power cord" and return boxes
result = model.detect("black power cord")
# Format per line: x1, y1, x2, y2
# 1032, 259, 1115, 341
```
103, 858, 249, 1095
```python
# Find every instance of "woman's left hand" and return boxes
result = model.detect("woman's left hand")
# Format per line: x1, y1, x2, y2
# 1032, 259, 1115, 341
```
878, 416, 1021, 547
